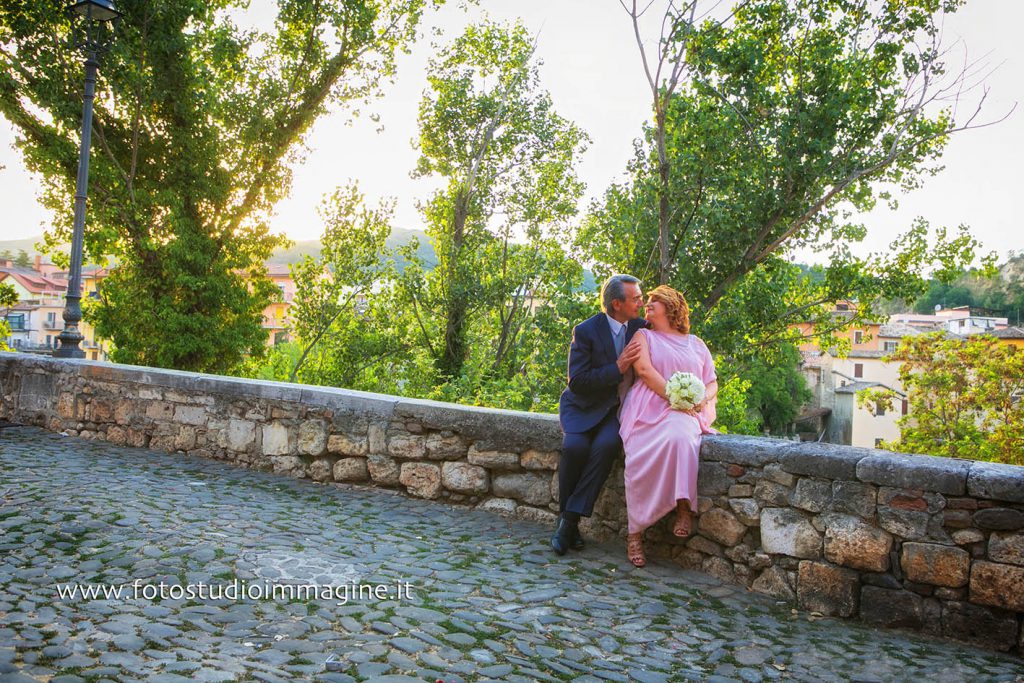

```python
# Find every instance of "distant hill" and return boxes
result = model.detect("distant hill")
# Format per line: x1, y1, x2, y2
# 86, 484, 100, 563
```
266, 227, 436, 268
2, 229, 437, 269
0, 237, 49, 257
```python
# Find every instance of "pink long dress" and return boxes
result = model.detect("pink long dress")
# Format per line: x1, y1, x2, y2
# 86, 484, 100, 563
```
619, 329, 718, 534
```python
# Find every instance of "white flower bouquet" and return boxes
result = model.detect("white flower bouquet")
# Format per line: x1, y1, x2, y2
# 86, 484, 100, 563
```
665, 371, 705, 411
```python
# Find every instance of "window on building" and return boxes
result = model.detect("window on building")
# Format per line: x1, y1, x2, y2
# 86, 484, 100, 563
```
902, 400, 909, 415
876, 404, 886, 417
854, 363, 863, 378
883, 341, 898, 353
854, 330, 863, 344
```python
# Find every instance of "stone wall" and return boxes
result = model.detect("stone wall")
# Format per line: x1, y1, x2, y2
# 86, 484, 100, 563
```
1, 352, 1022, 654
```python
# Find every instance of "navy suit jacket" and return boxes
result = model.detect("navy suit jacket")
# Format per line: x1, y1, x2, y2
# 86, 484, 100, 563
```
558, 314, 647, 433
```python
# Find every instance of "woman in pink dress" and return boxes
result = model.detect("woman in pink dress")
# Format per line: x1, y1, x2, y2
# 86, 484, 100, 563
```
618, 285, 718, 567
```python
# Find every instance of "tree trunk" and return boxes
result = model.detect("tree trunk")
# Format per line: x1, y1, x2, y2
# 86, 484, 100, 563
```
656, 107, 671, 285
440, 189, 469, 378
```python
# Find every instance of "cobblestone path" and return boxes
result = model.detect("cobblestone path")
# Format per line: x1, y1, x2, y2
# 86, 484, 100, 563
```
1, 427, 1022, 683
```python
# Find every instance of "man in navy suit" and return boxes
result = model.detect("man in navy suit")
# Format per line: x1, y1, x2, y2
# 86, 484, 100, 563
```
552, 274, 647, 554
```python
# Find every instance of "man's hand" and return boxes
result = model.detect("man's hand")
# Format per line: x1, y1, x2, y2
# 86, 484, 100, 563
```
617, 338, 642, 374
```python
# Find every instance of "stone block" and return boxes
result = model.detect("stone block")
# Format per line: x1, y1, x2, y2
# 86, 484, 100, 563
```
226, 419, 256, 452
686, 535, 723, 557
477, 498, 517, 516
877, 507, 929, 540
309, 458, 334, 482
441, 462, 489, 495
830, 480, 876, 518
951, 528, 985, 546
966, 461, 1024, 504
520, 449, 559, 470
797, 561, 859, 617
333, 457, 369, 482
988, 531, 1024, 566
728, 498, 761, 526
823, 514, 892, 572
781, 442, 873, 479
972, 507, 1024, 531
728, 484, 754, 497
145, 401, 175, 421
941, 601, 1019, 652
699, 434, 791, 466
792, 478, 832, 513
271, 456, 305, 478
969, 560, 1024, 611
368, 423, 387, 455
901, 542, 970, 588
262, 422, 293, 456
174, 405, 207, 426
754, 479, 791, 506
173, 426, 197, 451
57, 392, 76, 419
87, 398, 115, 422
697, 462, 732, 496
697, 508, 747, 546
328, 433, 368, 456
113, 399, 133, 425
763, 463, 797, 487
515, 506, 558, 526
702, 556, 736, 583
298, 420, 328, 456
424, 433, 466, 461
399, 462, 441, 499
751, 566, 796, 600
467, 445, 520, 470
388, 434, 426, 460
856, 453, 969, 495
367, 454, 400, 485
860, 587, 923, 629
760, 508, 821, 559
105, 425, 127, 445
492, 473, 551, 506
941, 510, 972, 529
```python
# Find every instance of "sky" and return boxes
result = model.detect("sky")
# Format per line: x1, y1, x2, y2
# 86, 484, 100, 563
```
1, 0, 1020, 266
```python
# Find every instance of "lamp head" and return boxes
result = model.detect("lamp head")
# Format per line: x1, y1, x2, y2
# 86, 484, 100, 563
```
70, 0, 121, 22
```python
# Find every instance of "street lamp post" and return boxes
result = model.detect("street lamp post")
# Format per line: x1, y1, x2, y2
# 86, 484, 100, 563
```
54, 0, 121, 359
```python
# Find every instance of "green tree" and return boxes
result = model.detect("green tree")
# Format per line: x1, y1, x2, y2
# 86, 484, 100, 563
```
14, 250, 31, 268
286, 183, 405, 388
403, 19, 588, 385
1, 0, 439, 373
858, 333, 1024, 465
0, 282, 18, 351
587, 0, 996, 422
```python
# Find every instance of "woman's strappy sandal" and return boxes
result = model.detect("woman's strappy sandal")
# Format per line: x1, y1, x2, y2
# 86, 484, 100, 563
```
627, 533, 646, 568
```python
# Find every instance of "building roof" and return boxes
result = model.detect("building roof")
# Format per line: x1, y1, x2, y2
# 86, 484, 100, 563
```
835, 380, 881, 394
978, 326, 1024, 339
0, 268, 67, 295
878, 322, 937, 338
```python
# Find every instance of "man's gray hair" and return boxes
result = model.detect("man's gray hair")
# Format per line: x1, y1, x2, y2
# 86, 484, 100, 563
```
601, 274, 641, 313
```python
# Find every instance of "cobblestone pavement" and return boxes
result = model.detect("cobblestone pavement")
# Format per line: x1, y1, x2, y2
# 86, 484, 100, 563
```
1, 427, 1022, 683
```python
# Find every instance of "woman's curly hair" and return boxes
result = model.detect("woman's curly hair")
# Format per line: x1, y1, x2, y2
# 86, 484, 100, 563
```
648, 285, 690, 334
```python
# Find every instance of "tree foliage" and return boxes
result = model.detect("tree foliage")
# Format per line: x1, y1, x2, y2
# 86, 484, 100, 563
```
585, 0, 993, 424
405, 20, 588, 381
0, 282, 18, 351
859, 333, 1024, 465
0, 0, 438, 372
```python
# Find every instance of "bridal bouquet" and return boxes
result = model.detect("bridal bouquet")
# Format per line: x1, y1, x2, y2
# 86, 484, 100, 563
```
666, 371, 705, 411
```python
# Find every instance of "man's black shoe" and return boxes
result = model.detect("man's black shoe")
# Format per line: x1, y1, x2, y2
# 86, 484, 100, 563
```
571, 526, 585, 551
550, 516, 576, 556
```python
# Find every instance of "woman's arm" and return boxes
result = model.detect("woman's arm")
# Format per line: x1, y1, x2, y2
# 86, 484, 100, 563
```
632, 332, 670, 401
688, 379, 719, 416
